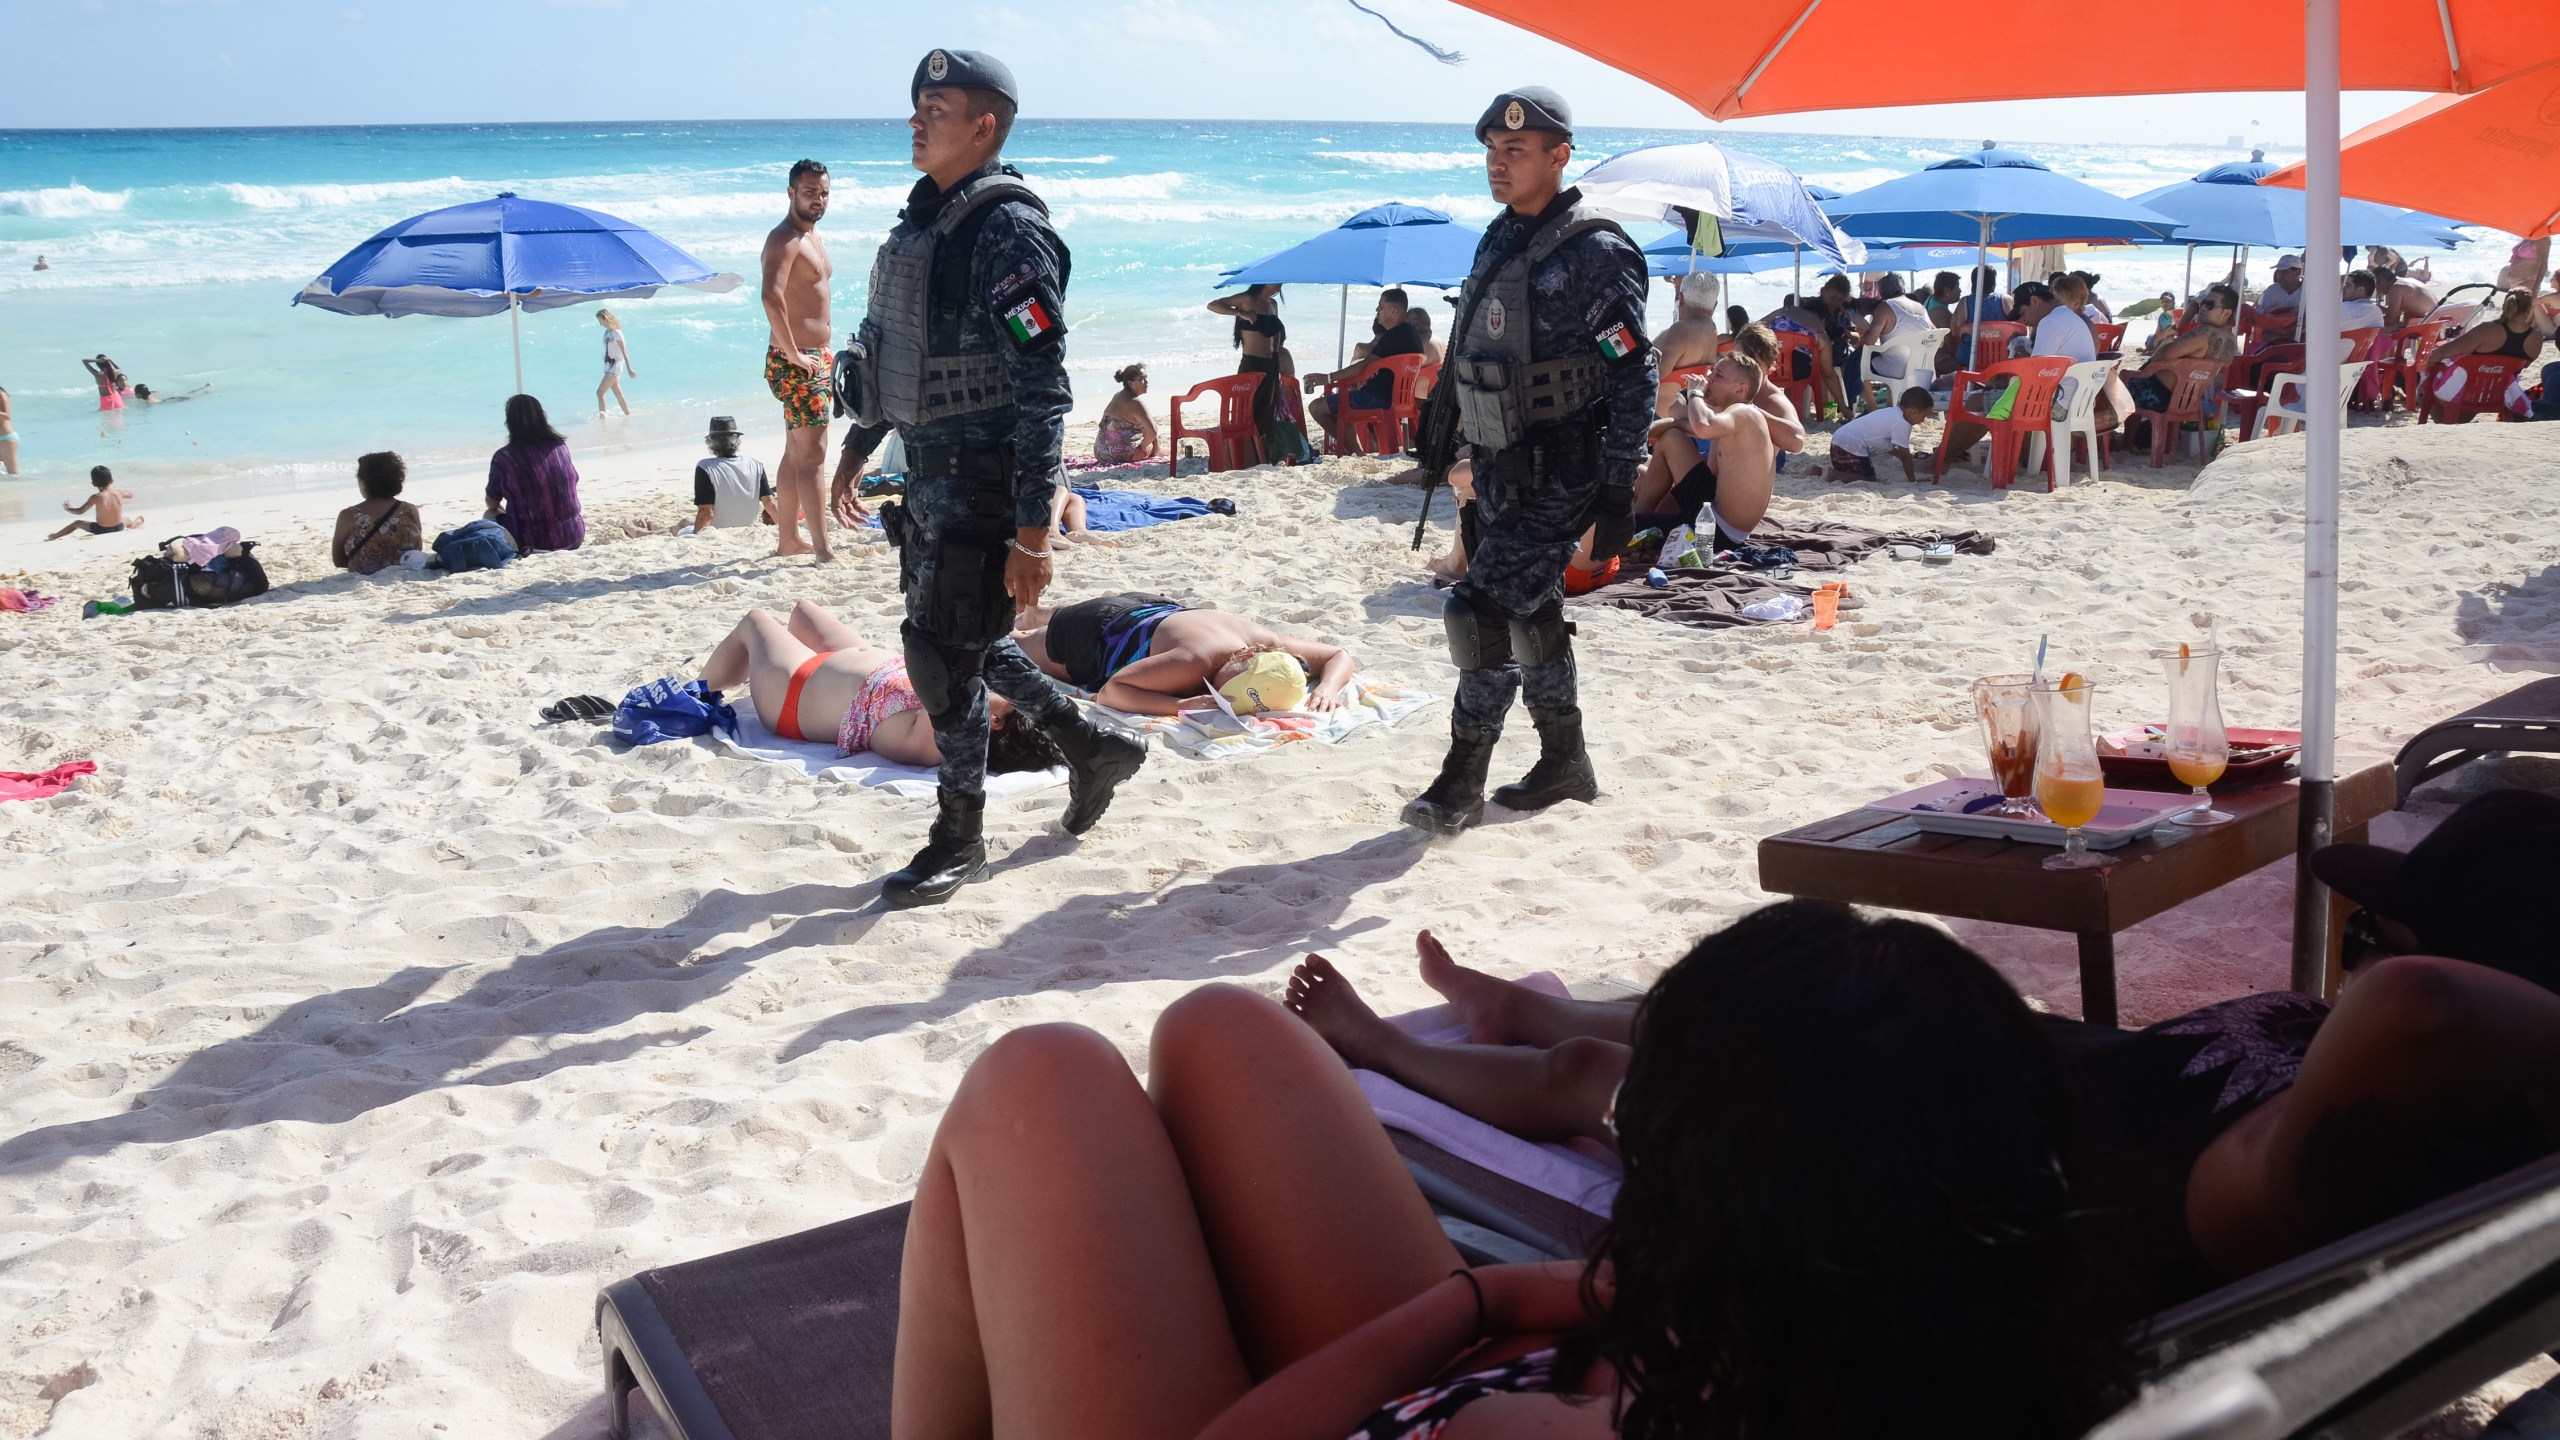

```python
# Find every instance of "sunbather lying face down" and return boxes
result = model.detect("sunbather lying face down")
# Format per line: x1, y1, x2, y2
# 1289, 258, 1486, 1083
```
1011, 591, 1356, 717
1286, 907, 2560, 1310
696, 601, 1063, 772
888, 900, 2133, 1440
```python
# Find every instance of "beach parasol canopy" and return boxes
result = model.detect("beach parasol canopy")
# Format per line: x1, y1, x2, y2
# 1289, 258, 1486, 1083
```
1218, 202, 1485, 365
2134, 158, 2452, 250
2261, 59, 2560, 238
1823, 146, 2177, 247
1442, 0, 2558, 119
1573, 140, 1866, 268
294, 192, 742, 392
1640, 233, 1983, 278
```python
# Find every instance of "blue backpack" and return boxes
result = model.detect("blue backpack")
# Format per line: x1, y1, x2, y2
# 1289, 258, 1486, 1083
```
432, 518, 517, 573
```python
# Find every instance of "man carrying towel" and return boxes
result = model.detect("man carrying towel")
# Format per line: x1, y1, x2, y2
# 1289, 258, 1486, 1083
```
828, 49, 1146, 907
1404, 87, 1656, 836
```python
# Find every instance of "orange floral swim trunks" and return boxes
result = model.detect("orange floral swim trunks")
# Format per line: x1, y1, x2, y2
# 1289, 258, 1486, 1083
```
765, 346, 834, 429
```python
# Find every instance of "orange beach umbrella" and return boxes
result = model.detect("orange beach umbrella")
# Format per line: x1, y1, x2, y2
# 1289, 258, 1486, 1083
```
1444, 0, 2559, 118
2262, 58, 2560, 238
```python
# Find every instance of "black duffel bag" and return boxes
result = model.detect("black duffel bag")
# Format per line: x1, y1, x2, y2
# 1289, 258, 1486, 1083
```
130, 538, 271, 610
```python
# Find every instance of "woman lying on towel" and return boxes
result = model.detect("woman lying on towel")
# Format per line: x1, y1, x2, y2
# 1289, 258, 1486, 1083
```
1288, 813, 2560, 1309
697, 601, 1063, 771
891, 900, 2135, 1440
1012, 591, 1355, 717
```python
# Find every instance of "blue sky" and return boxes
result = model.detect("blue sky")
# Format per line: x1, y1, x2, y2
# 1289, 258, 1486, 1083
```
1, 0, 2422, 146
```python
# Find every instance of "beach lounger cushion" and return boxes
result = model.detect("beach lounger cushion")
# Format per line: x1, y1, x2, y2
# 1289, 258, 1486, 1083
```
2391, 676, 2560, 805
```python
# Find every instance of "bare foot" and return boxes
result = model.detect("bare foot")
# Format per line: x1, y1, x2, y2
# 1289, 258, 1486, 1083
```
1415, 930, 1519, 1045
1283, 954, 1402, 1071
811, 547, 838, 565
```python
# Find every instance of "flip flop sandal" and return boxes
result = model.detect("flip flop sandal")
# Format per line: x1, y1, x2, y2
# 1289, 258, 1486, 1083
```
1208, 498, 1238, 515
541, 694, 614, 724
1922, 543, 1958, 564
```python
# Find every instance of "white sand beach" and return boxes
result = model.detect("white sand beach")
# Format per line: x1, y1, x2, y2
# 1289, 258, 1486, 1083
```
5, 419, 2559, 1436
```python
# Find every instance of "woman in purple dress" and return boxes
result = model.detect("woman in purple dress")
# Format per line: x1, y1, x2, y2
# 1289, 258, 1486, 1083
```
484, 394, 584, 552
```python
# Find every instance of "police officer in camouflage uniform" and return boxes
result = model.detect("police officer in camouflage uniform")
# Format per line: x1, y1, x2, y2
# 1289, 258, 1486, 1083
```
1404, 88, 1656, 836
831, 49, 1146, 908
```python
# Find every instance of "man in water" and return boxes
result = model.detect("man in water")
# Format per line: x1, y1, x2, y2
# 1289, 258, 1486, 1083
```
1404, 86, 1654, 836
1650, 271, 1722, 415
759, 158, 836, 562
827, 49, 1146, 907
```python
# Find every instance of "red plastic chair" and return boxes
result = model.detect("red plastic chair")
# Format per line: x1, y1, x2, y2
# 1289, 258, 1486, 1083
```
1335, 354, 1429, 456
2131, 357, 2224, 467
2416, 354, 2527, 425
1168, 372, 1266, 473
1932, 355, 2071, 490
2092, 321, 2128, 355
1769, 330, 1823, 417
2369, 318, 2460, 414
1963, 319, 2028, 369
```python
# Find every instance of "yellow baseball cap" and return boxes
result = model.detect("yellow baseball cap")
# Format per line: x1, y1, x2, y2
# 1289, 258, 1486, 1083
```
1219, 651, 1309, 715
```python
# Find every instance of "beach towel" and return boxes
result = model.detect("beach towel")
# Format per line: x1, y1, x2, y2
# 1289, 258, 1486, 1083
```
1, 760, 97, 802
1356, 972, 1621, 1217
614, 677, 738, 747
1070, 488, 1214, 532
1573, 520, 1993, 632
0, 588, 56, 613
176, 527, 242, 566
710, 702, 1067, 799
1090, 675, 1435, 761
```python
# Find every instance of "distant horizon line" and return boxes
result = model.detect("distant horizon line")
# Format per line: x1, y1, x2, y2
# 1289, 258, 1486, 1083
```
0, 115, 2296, 154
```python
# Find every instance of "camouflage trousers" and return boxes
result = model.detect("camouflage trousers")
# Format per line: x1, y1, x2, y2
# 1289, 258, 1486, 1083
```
1448, 451, 1597, 735
898, 473, 1079, 801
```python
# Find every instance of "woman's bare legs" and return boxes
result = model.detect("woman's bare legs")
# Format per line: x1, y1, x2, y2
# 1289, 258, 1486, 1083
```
2188, 955, 2560, 1276
697, 609, 816, 734
598, 372, 630, 416
1286, 954, 1625, 1148
786, 599, 872, 654
891, 988, 1459, 1436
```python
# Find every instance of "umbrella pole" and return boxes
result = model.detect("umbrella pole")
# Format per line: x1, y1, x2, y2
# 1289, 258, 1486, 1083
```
509, 292, 524, 396
2182, 245, 2195, 311
2293, 0, 2344, 995
1337, 285, 1350, 371
1973, 217, 1990, 366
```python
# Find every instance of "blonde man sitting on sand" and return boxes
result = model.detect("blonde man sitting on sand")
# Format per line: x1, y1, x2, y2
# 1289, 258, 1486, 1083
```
1566, 353, 1777, 586
698, 601, 1064, 771
1014, 593, 1355, 717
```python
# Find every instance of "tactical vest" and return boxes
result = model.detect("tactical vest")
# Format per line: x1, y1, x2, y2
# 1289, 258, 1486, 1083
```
855, 172, 1046, 429
1449, 204, 1625, 452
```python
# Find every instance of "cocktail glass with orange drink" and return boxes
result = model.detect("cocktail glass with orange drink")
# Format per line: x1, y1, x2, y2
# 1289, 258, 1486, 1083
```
2158, 643, 2234, 827
1971, 674, 2043, 818
2035, 673, 2109, 870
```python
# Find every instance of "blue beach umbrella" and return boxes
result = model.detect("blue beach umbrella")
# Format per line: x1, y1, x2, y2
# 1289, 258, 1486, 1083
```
1825, 144, 2176, 342
2133, 159, 2446, 250
1641, 233, 1987, 278
1218, 203, 1484, 366
294, 191, 742, 393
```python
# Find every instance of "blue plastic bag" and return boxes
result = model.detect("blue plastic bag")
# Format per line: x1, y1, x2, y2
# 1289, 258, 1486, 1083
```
614, 676, 739, 746
432, 518, 518, 573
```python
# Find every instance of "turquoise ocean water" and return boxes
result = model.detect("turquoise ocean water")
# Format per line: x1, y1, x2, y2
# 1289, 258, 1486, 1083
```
0, 119, 2515, 507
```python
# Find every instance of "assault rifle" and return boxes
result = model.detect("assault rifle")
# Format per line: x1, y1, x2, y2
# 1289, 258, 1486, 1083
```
1408, 383, 1461, 551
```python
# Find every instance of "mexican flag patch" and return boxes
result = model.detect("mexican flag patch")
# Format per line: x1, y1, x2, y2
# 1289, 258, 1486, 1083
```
1596, 321, 1639, 360
1003, 297, 1054, 344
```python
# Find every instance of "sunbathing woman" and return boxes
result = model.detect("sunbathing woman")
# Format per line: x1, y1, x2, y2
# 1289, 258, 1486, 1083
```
1013, 593, 1354, 716
698, 601, 1063, 771
1286, 896, 2560, 1302
890, 900, 2131, 1439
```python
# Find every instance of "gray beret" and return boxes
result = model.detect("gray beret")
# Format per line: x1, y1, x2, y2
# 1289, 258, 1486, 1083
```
912, 49, 1019, 107
1475, 87, 1572, 144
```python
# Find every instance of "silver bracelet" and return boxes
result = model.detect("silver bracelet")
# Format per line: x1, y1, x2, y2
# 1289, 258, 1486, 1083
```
1008, 538, 1054, 560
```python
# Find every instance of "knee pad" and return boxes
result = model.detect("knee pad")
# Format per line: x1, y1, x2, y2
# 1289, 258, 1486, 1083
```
1442, 591, 1513, 672
1509, 605, 1574, 667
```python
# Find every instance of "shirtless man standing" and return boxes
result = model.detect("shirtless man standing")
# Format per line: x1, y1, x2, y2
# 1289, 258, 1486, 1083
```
1651, 271, 1723, 414
759, 159, 836, 562
1636, 353, 1777, 548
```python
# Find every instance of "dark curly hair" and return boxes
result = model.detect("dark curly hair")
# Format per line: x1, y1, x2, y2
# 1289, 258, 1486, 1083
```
1589, 900, 2131, 1440
986, 711, 1067, 774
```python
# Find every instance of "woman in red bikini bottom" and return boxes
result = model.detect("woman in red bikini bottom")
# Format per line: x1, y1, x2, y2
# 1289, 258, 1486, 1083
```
695, 601, 1062, 772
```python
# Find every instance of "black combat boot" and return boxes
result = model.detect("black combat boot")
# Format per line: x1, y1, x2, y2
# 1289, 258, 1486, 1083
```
1048, 713, 1149, 835
1401, 725, 1500, 836
1492, 707, 1600, 812
882, 792, 988, 909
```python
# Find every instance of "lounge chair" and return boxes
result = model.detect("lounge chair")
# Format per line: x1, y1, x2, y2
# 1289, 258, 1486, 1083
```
597, 1126, 2560, 1440
2393, 676, 2560, 806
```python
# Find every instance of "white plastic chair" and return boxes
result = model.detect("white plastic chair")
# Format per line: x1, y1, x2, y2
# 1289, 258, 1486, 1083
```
2023, 357, 2120, 489
2256, 360, 2373, 439
1863, 325, 1948, 410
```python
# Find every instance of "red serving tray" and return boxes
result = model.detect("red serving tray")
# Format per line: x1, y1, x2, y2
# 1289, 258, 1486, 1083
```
2097, 726, 2302, 786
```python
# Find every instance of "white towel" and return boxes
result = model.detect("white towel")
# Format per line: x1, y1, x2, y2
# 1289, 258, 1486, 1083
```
711, 702, 1066, 800
1356, 971, 1622, 1217
1090, 675, 1435, 761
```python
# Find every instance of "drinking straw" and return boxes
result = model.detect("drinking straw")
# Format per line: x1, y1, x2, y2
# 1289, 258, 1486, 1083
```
2032, 634, 2048, 684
